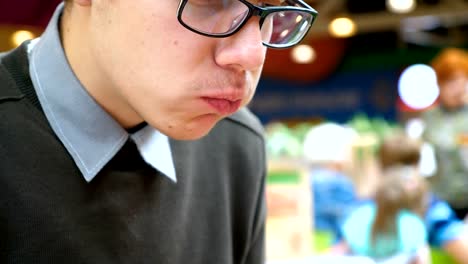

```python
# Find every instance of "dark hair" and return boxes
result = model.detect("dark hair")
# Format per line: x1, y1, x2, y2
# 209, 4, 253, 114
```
372, 133, 428, 243
378, 132, 421, 170
371, 175, 407, 242
371, 166, 428, 242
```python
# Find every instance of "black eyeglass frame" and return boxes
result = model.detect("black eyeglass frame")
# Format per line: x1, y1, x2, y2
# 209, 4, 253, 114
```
176, 0, 318, 49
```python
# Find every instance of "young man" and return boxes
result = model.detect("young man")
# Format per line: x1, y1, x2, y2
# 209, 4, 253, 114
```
0, 0, 317, 263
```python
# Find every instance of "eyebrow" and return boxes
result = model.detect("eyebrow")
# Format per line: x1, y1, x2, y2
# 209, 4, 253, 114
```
255, 0, 286, 6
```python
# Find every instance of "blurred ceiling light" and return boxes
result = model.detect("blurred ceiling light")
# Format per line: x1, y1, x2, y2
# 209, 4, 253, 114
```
10, 30, 35, 48
291, 44, 316, 64
329, 17, 357, 38
398, 64, 439, 109
296, 15, 303, 23
280, 29, 290, 38
405, 118, 425, 139
386, 0, 417, 14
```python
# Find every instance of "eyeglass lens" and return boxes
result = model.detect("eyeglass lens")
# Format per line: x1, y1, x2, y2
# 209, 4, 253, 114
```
180, 0, 313, 47
262, 10, 313, 46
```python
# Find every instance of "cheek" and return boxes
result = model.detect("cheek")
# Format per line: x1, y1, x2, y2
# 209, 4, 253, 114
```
243, 69, 262, 105
243, 86, 256, 106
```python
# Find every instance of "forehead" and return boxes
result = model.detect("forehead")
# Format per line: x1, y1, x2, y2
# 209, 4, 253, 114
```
441, 71, 468, 84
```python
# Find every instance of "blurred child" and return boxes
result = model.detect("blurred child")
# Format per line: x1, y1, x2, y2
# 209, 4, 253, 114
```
380, 132, 468, 264
302, 122, 358, 242
340, 165, 428, 263
332, 132, 468, 263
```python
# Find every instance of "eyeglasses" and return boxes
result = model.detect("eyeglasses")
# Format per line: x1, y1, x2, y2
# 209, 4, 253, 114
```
177, 0, 318, 49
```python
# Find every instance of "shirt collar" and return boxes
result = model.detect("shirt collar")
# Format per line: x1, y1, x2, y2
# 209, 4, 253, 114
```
28, 3, 176, 183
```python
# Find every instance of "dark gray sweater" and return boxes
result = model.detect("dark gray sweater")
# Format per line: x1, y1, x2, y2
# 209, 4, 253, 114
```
0, 44, 267, 264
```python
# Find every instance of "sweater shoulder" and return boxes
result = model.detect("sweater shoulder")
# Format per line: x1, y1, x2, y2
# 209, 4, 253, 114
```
0, 46, 28, 102
223, 108, 264, 140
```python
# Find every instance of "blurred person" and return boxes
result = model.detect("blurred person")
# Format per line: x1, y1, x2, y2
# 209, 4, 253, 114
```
380, 132, 468, 264
421, 47, 468, 220
333, 132, 468, 263
340, 166, 428, 264
0, 0, 318, 263
303, 122, 358, 242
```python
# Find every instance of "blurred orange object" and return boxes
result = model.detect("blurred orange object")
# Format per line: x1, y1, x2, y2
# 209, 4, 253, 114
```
262, 36, 347, 83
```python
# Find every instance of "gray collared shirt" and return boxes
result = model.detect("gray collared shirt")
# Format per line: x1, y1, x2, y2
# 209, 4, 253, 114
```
28, 3, 176, 183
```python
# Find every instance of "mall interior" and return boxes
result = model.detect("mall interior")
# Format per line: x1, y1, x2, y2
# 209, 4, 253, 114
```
2, 0, 468, 263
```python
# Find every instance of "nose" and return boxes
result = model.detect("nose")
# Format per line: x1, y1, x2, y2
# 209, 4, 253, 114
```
214, 17, 267, 72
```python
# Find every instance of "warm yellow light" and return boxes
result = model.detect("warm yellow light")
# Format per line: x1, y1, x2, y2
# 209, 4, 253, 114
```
280, 29, 290, 38
386, 0, 416, 14
10, 30, 35, 47
328, 17, 357, 38
296, 15, 303, 23
291, 44, 316, 64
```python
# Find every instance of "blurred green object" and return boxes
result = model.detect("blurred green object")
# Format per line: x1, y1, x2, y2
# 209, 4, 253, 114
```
264, 113, 401, 160
311, 231, 457, 264
431, 248, 457, 264
347, 112, 401, 147
291, 123, 314, 144
313, 231, 334, 253
267, 171, 301, 185
348, 112, 375, 135
265, 122, 303, 159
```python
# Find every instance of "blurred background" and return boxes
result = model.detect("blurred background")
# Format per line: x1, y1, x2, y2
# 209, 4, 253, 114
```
2, 1, 468, 263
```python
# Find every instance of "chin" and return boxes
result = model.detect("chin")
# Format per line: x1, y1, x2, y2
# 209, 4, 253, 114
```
170, 130, 212, 141
164, 114, 221, 141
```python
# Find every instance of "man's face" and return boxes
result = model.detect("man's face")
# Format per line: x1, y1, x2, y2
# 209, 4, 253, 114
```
87, 0, 267, 140
439, 71, 468, 110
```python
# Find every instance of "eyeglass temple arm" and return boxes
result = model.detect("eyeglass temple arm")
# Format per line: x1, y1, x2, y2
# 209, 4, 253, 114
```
287, 0, 318, 14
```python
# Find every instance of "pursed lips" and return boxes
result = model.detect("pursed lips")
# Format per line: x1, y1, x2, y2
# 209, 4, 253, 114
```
202, 97, 242, 116
201, 86, 246, 116
199, 74, 249, 115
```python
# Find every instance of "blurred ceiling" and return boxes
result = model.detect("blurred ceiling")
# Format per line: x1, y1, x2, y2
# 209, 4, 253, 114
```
1, 0, 467, 82
308, 0, 468, 47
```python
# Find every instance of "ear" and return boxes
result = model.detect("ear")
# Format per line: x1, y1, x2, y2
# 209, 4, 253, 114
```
75, 0, 92, 6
